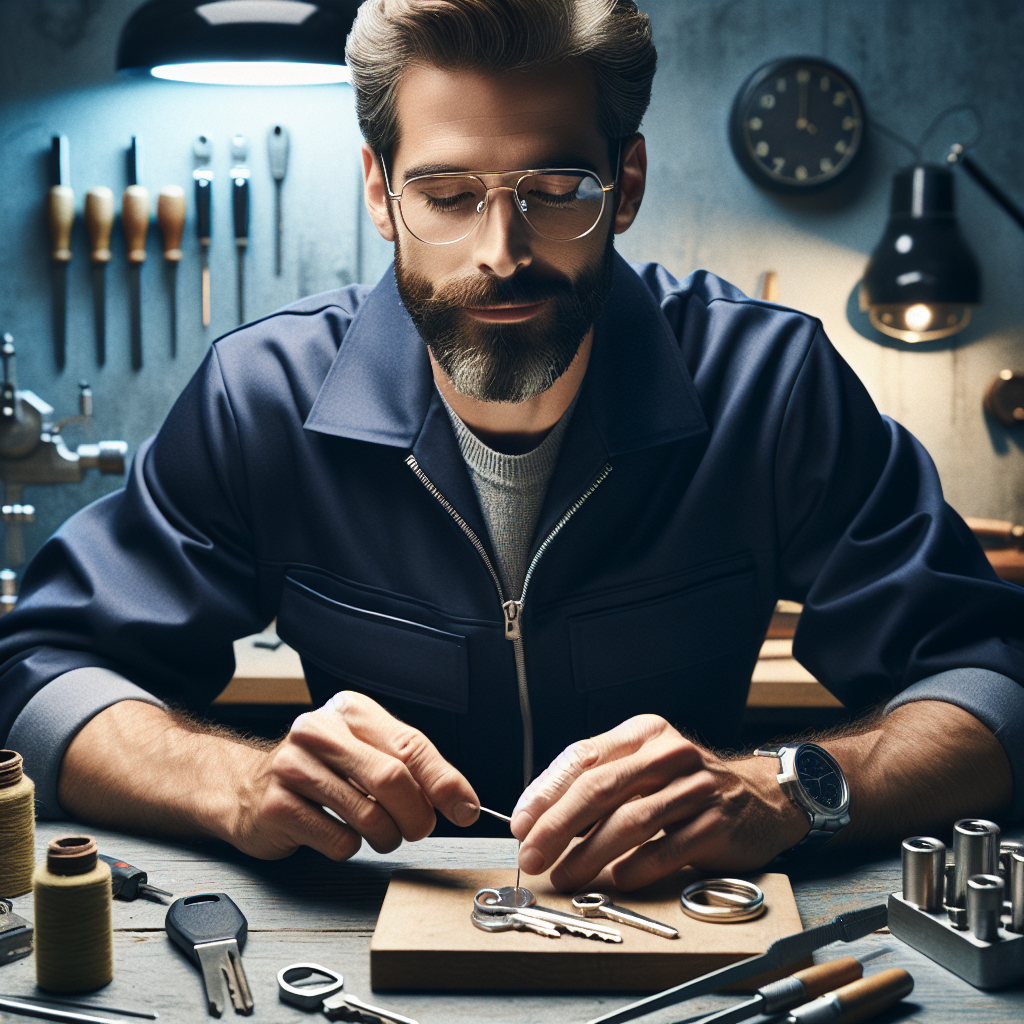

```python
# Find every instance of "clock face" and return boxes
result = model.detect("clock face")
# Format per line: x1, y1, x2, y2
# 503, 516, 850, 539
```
729, 58, 865, 192
795, 746, 847, 810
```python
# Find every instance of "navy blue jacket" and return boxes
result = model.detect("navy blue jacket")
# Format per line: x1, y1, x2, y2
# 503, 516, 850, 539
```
2, 255, 1023, 823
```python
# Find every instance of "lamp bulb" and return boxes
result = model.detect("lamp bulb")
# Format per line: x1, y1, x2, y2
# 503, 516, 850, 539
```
904, 304, 933, 331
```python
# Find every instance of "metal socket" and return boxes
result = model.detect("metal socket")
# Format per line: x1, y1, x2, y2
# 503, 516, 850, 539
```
999, 839, 1024, 880
902, 836, 945, 911
952, 818, 1001, 910
967, 873, 1004, 943
1011, 850, 1024, 934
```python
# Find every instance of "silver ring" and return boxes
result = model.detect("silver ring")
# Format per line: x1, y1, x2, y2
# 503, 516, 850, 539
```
680, 878, 765, 922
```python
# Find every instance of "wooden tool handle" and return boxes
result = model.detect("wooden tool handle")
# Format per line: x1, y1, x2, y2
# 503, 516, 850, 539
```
47, 184, 75, 261
84, 186, 114, 263
157, 185, 186, 261
793, 957, 863, 1000
122, 184, 150, 264
832, 969, 913, 1024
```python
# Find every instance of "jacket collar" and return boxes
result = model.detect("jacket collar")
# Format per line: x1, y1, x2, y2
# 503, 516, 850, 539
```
304, 251, 709, 456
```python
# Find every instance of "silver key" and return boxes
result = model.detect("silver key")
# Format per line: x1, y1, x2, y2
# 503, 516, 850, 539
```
277, 962, 419, 1024
572, 892, 679, 939
195, 939, 254, 1017
471, 907, 561, 938
321, 990, 419, 1024
474, 887, 623, 943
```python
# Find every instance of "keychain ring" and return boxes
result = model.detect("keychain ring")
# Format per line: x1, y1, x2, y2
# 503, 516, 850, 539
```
680, 878, 765, 922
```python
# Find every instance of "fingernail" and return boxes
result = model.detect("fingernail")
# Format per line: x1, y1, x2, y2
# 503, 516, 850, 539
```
519, 847, 544, 876
454, 801, 479, 827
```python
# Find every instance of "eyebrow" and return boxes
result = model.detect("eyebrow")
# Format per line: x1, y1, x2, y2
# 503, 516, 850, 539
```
400, 153, 602, 182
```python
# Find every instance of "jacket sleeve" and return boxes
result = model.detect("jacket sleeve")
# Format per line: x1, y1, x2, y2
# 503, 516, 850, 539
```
776, 324, 1024, 819
0, 346, 268, 760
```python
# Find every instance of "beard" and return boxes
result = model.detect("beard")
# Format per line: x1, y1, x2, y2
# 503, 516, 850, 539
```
394, 231, 615, 403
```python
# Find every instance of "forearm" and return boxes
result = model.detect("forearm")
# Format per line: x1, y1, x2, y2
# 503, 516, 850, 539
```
818, 699, 1012, 845
57, 700, 271, 842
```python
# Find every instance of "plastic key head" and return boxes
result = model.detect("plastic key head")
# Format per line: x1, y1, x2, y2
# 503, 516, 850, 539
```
165, 893, 248, 964
278, 963, 345, 1010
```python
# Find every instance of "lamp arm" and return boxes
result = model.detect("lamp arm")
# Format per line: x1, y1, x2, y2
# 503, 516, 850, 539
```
947, 144, 1024, 233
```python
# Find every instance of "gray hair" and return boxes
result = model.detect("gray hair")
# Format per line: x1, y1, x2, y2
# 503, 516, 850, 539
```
345, 0, 657, 156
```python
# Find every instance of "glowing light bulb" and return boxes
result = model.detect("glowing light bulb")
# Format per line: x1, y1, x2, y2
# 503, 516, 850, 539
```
904, 304, 933, 332
150, 61, 350, 86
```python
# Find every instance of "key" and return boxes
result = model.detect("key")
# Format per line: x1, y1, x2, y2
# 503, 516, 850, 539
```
471, 907, 561, 938
474, 887, 623, 942
572, 892, 679, 939
166, 893, 254, 1017
278, 962, 419, 1024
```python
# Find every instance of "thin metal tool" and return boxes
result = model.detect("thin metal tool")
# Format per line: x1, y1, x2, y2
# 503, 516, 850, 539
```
586, 903, 888, 1024
0, 995, 157, 1020
267, 125, 289, 276
122, 137, 150, 371
0, 998, 125, 1024
193, 136, 213, 327
157, 187, 186, 358
477, 805, 522, 889
572, 892, 679, 939
277, 962, 419, 1024
84, 186, 114, 366
474, 886, 622, 943
47, 135, 73, 371
230, 135, 250, 325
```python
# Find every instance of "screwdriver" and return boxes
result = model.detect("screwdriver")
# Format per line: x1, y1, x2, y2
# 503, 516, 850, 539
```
267, 125, 289, 276
47, 135, 74, 372
683, 957, 864, 1024
230, 134, 250, 325
193, 135, 213, 327
98, 854, 173, 903
84, 186, 114, 366
784, 968, 913, 1024
157, 186, 186, 358
122, 137, 150, 371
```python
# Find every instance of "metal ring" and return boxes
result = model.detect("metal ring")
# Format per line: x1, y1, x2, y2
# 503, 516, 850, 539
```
277, 963, 344, 1010
680, 878, 766, 922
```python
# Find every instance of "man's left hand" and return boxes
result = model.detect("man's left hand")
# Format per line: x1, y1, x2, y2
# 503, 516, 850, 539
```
510, 715, 810, 892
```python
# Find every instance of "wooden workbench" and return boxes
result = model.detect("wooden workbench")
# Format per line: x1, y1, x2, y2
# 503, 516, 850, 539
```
2, 823, 1021, 1022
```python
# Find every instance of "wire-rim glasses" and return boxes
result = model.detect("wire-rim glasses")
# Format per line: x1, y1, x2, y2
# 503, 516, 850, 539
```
381, 157, 617, 246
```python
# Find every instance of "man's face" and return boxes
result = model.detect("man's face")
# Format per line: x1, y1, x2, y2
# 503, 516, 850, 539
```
369, 62, 622, 403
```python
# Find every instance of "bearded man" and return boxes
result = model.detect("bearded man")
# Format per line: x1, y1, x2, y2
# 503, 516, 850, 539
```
0, 0, 1019, 892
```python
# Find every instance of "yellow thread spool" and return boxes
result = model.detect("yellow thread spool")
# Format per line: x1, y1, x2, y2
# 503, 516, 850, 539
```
33, 835, 113, 992
0, 749, 35, 898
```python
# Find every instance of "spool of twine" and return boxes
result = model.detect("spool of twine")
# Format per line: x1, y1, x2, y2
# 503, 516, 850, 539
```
0, 749, 35, 898
33, 835, 113, 992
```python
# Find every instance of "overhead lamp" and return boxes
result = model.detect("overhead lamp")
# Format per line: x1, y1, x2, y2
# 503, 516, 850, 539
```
116, 0, 361, 86
859, 164, 980, 343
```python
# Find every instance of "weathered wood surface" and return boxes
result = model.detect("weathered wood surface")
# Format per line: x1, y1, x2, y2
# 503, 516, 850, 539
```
1, 822, 1021, 1023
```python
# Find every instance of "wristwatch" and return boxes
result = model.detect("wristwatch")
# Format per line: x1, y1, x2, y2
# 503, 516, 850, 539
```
754, 742, 851, 852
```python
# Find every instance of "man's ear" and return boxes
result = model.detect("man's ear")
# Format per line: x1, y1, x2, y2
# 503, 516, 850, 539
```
363, 143, 396, 242
613, 134, 647, 235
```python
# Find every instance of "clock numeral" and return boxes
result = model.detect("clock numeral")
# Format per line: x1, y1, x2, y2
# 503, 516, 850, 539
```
796, 69, 810, 84
833, 90, 847, 106
795, 165, 808, 181
842, 116, 858, 130
835, 139, 848, 154
820, 157, 834, 173
775, 77, 787, 92
755, 141, 770, 157
772, 157, 786, 172
748, 116, 763, 131
760, 93, 776, 109
820, 75, 831, 91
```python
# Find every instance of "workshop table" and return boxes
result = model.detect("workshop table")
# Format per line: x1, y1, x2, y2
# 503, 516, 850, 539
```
2, 823, 1021, 1023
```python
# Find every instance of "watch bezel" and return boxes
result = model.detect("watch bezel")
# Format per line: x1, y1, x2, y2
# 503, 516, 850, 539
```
776, 742, 851, 820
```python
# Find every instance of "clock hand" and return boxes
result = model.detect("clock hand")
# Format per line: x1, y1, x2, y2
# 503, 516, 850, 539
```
797, 75, 808, 130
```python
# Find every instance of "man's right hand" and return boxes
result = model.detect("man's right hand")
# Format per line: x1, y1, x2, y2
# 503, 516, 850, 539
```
234, 690, 481, 860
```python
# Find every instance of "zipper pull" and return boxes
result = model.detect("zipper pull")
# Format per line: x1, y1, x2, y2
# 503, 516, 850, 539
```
502, 600, 523, 640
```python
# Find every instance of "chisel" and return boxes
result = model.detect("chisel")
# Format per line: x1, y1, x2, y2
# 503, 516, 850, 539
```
47, 135, 74, 372
122, 137, 149, 371
587, 904, 888, 1024
84, 186, 114, 366
157, 186, 186, 358
230, 134, 250, 324
192, 135, 213, 327
268, 125, 290, 276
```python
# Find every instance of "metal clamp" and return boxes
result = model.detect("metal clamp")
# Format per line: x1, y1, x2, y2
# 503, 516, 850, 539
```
680, 878, 765, 922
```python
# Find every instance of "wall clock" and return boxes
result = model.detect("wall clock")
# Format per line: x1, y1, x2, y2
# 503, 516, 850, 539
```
729, 57, 866, 192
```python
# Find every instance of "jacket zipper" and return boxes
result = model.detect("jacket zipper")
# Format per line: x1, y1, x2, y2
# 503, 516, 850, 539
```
406, 454, 612, 789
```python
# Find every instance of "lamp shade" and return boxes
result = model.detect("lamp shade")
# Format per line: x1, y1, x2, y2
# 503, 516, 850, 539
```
860, 164, 981, 342
117, 0, 361, 85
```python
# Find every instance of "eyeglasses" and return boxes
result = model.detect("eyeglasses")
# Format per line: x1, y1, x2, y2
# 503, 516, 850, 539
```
381, 156, 617, 246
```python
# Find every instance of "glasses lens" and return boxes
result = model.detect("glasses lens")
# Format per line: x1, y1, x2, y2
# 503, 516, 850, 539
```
400, 175, 487, 244
517, 172, 606, 240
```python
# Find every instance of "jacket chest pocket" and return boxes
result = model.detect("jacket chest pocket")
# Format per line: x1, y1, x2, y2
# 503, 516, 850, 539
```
277, 574, 469, 713
568, 570, 758, 692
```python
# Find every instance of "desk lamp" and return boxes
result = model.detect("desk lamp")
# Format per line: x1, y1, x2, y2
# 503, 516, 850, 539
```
116, 0, 360, 86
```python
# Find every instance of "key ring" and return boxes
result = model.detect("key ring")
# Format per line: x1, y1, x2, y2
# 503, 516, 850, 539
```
680, 878, 766, 922
277, 963, 344, 1010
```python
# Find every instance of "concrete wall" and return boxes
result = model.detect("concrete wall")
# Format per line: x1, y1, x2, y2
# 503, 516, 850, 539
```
0, 0, 1022, 570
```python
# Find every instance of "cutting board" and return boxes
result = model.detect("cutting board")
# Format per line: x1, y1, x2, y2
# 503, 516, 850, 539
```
370, 864, 805, 992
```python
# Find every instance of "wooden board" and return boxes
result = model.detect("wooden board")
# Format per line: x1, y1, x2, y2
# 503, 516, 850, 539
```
370, 866, 805, 992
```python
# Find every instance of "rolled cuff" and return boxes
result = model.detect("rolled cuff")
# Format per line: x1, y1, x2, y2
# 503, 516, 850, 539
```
885, 668, 1024, 821
6, 667, 164, 819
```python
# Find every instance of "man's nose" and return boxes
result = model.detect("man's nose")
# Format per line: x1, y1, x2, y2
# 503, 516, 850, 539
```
470, 187, 533, 278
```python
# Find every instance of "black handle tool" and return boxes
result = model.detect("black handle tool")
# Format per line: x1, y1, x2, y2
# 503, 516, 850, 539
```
98, 854, 173, 903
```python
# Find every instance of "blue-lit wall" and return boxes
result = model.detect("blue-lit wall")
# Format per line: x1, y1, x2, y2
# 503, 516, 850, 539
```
0, 0, 1022, 571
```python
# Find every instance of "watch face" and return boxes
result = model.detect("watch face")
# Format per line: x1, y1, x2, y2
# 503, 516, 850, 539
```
795, 746, 847, 810
729, 57, 865, 192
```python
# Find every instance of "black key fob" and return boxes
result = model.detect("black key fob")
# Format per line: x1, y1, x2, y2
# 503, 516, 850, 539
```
100, 854, 147, 899
165, 893, 248, 966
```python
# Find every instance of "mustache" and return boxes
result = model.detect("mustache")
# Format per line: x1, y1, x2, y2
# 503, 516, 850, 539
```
418, 272, 574, 309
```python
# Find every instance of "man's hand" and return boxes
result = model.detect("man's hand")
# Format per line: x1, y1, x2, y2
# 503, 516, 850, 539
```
510, 715, 808, 892
59, 692, 481, 861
